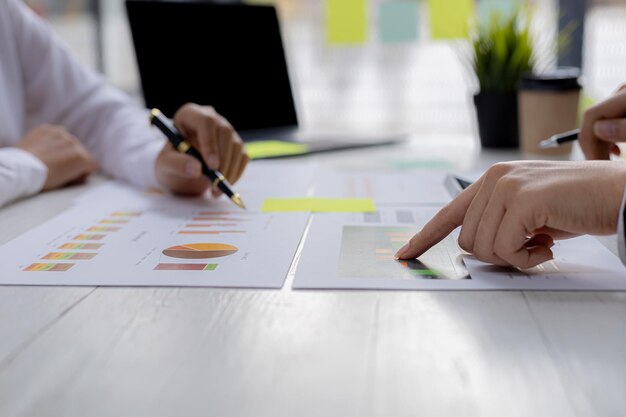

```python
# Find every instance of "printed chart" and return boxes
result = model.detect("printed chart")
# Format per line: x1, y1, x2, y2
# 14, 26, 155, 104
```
337, 226, 467, 280
293, 207, 626, 291
0, 182, 308, 288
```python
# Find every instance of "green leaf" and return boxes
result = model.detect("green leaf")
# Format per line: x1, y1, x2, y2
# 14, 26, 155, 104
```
470, 7, 537, 93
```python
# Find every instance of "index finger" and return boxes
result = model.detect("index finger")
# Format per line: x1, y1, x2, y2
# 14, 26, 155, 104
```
395, 177, 483, 260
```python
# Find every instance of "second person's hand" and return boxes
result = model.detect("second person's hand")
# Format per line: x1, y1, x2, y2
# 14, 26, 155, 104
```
580, 84, 626, 160
395, 161, 626, 269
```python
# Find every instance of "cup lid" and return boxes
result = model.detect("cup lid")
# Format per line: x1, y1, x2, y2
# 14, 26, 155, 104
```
520, 67, 582, 91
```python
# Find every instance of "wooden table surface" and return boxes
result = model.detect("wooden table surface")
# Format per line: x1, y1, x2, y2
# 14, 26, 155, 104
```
0, 137, 624, 417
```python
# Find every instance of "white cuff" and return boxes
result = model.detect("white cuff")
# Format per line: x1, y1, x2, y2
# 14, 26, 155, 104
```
617, 184, 626, 265
128, 136, 165, 191
0, 147, 48, 207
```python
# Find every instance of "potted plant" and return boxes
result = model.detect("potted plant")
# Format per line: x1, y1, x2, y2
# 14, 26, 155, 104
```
471, 9, 534, 148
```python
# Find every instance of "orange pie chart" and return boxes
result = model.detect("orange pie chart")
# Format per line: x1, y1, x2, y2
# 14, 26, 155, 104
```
162, 243, 238, 259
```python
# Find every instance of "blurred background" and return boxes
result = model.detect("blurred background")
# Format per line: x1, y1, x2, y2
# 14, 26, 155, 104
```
21, 0, 626, 141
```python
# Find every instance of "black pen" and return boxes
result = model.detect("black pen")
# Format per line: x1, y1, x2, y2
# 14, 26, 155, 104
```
538, 128, 579, 149
149, 108, 246, 209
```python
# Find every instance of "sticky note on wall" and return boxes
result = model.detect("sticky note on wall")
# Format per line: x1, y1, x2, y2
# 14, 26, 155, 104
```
379, 1, 419, 43
478, 0, 518, 22
427, 0, 475, 39
325, 0, 368, 45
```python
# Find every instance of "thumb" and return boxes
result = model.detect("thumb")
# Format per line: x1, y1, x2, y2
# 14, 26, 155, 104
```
593, 119, 626, 142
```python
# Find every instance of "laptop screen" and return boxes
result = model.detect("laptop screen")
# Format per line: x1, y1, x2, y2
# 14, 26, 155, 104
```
126, 0, 299, 133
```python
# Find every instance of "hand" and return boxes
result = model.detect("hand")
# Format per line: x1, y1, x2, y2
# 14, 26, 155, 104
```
16, 125, 97, 191
155, 103, 249, 196
395, 161, 626, 269
580, 84, 626, 160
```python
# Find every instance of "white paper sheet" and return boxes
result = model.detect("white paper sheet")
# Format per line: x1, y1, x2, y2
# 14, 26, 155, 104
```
0, 181, 308, 288
311, 169, 450, 205
75, 159, 318, 211
293, 207, 626, 291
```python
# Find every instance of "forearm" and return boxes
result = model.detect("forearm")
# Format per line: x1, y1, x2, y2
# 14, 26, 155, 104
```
12, 0, 164, 190
0, 148, 47, 208
61, 91, 165, 189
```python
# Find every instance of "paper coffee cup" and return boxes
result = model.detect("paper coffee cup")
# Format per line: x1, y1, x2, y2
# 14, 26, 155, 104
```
518, 68, 581, 156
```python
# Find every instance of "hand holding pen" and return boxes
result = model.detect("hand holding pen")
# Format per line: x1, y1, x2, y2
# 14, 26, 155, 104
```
542, 86, 626, 158
579, 85, 626, 160
151, 105, 248, 208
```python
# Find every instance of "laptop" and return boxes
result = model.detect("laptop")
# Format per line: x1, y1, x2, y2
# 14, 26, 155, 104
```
125, 0, 404, 157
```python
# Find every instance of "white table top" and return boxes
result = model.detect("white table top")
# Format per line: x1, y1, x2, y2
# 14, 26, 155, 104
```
0, 137, 624, 417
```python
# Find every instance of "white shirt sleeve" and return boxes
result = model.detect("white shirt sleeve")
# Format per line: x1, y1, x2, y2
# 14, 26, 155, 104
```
9, 0, 164, 191
617, 185, 626, 265
0, 148, 48, 208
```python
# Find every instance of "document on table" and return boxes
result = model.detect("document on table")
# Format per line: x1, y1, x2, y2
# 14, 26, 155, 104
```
75, 160, 319, 212
293, 206, 626, 291
0, 167, 312, 287
311, 169, 450, 205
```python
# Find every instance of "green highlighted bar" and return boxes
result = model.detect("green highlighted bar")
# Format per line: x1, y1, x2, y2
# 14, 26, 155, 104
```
261, 198, 376, 213
244, 141, 309, 160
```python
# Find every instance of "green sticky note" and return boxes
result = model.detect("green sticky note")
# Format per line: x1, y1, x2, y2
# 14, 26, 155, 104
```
427, 0, 475, 39
379, 1, 419, 43
326, 0, 368, 45
244, 141, 309, 160
261, 198, 376, 213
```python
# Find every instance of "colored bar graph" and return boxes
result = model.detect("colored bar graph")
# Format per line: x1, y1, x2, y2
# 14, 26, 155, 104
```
87, 226, 120, 232
58, 243, 103, 250
73, 234, 105, 241
177, 231, 246, 235
186, 224, 238, 228
24, 263, 74, 272
111, 211, 142, 217
42, 252, 97, 260
154, 263, 218, 271
99, 219, 129, 224
192, 217, 247, 222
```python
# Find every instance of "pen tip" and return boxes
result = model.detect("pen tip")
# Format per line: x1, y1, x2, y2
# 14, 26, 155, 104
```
231, 194, 246, 210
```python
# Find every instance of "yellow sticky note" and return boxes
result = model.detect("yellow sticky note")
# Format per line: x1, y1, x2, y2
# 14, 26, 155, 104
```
261, 198, 376, 213
244, 141, 309, 160
325, 0, 368, 45
428, 0, 475, 39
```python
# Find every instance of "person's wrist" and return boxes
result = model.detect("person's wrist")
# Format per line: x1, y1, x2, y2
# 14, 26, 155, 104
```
609, 162, 626, 226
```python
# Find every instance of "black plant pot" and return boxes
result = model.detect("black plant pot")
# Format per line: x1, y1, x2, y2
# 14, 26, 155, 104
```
473, 92, 519, 149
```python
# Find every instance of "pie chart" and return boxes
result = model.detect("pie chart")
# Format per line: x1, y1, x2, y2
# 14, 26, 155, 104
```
162, 243, 238, 259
